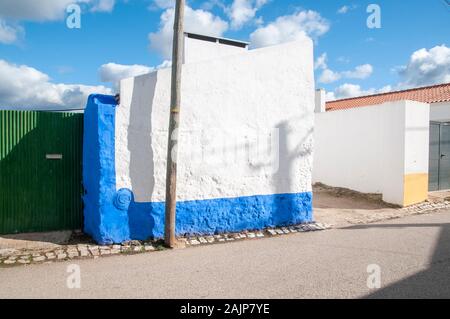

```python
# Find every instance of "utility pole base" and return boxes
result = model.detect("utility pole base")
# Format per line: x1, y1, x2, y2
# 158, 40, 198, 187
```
168, 239, 187, 250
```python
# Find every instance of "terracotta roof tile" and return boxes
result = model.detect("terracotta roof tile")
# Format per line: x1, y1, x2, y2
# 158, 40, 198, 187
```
326, 82, 450, 111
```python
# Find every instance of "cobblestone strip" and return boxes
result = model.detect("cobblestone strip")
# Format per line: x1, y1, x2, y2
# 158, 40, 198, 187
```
184, 222, 331, 247
0, 221, 332, 266
0, 241, 158, 267
347, 200, 450, 225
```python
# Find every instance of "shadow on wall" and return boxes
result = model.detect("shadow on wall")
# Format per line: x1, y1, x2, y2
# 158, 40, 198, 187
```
112, 77, 314, 240
127, 74, 158, 239
248, 109, 313, 226
273, 120, 313, 225
0, 112, 83, 235
343, 222, 450, 298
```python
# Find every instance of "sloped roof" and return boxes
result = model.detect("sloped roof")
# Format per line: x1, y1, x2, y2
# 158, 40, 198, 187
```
326, 83, 450, 111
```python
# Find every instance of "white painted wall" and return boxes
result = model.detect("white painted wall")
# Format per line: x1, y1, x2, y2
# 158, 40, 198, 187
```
404, 101, 430, 175
315, 89, 326, 113
313, 100, 429, 205
117, 38, 315, 203
183, 35, 248, 64
430, 101, 450, 122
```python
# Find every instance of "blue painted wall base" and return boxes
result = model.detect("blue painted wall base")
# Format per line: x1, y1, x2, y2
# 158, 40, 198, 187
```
83, 94, 313, 244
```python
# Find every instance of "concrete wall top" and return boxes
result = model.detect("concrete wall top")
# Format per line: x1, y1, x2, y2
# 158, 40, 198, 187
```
183, 33, 249, 64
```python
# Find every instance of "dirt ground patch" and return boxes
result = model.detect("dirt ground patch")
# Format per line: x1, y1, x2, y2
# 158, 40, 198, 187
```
313, 183, 448, 228
313, 183, 398, 210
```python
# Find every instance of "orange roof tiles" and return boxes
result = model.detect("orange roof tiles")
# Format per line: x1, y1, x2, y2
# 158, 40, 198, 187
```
326, 83, 450, 112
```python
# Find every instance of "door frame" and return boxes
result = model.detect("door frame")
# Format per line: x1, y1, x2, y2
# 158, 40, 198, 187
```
430, 121, 450, 191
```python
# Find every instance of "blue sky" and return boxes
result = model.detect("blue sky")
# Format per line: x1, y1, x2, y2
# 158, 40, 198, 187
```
0, 0, 449, 109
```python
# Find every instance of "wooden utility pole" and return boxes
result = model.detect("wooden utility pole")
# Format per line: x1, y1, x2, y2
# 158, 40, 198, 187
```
164, 0, 185, 248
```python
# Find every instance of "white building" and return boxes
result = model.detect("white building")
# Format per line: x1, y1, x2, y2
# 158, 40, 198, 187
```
314, 83, 450, 206
83, 33, 316, 244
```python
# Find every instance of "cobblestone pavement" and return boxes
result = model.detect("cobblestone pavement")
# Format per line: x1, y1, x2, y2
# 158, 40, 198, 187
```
316, 200, 450, 228
0, 222, 330, 267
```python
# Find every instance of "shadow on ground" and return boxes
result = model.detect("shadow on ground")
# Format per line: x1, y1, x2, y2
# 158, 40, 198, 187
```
343, 222, 450, 298
0, 230, 74, 250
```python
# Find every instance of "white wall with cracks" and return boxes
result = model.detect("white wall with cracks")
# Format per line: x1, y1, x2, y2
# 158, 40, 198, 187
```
116, 37, 315, 203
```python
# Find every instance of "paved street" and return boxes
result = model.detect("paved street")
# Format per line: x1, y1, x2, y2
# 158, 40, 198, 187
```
0, 210, 449, 299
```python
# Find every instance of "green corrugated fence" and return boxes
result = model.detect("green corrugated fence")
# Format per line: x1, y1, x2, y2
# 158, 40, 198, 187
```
0, 110, 83, 234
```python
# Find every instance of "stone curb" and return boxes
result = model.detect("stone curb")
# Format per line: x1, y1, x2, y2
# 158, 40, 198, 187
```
346, 200, 450, 225
0, 241, 161, 267
184, 222, 331, 247
0, 222, 331, 267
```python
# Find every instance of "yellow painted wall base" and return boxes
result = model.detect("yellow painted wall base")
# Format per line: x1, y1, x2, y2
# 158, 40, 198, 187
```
403, 173, 429, 207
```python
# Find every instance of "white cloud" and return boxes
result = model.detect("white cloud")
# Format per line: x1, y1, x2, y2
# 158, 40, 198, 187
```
148, 5, 229, 59
337, 6, 349, 14
0, 19, 22, 44
342, 64, 373, 79
0, 0, 117, 45
0, 60, 112, 110
200, 0, 224, 11
319, 69, 341, 84
90, 0, 116, 13
378, 85, 393, 94
337, 4, 357, 14
397, 44, 450, 87
0, 1, 117, 20
151, 0, 175, 10
318, 63, 373, 84
98, 61, 172, 88
325, 45, 450, 102
337, 56, 350, 64
56, 65, 75, 74
325, 83, 392, 101
314, 53, 328, 70
0, 0, 73, 21
99, 63, 154, 84
254, 16, 264, 26
334, 83, 371, 98
250, 10, 329, 48
324, 91, 336, 102
226, 0, 268, 30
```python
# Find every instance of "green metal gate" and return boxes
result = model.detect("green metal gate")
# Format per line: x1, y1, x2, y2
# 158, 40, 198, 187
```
0, 110, 83, 234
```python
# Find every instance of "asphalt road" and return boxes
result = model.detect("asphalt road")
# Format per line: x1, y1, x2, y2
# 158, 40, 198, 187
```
1, 211, 449, 299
